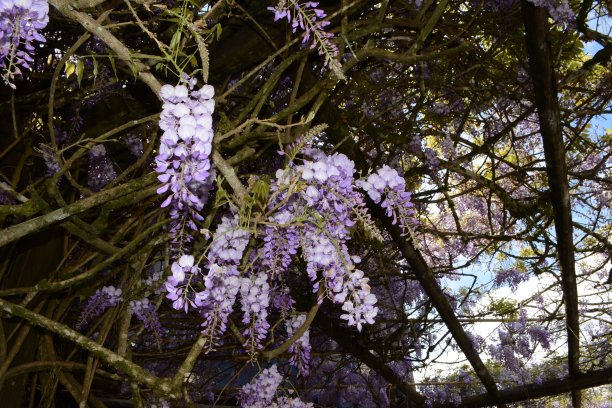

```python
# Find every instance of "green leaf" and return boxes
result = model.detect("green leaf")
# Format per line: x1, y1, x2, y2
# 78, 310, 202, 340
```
252, 178, 270, 207
76, 59, 85, 87
108, 54, 119, 81
215, 23, 222, 40
488, 299, 517, 318
170, 30, 182, 51
129, 62, 139, 78
64, 61, 76, 78
92, 56, 98, 80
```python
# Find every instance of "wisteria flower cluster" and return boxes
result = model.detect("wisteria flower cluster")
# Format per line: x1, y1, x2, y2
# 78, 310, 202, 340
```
0, 0, 49, 87
267, 150, 379, 330
488, 310, 552, 375
158, 147, 384, 358
493, 267, 529, 290
196, 215, 250, 343
156, 118, 406, 357
240, 365, 282, 408
286, 313, 311, 376
240, 272, 271, 352
339, 268, 379, 331
157, 81, 216, 313
165, 253, 203, 312
75, 285, 122, 329
76, 284, 166, 339
357, 164, 416, 231
130, 298, 163, 337
267, 1, 344, 79
207, 215, 250, 265
239, 365, 313, 408
272, 284, 296, 316
259, 209, 299, 279
197, 263, 241, 344
156, 81, 215, 246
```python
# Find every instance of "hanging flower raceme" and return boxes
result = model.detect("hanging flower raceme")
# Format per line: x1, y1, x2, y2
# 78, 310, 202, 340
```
207, 215, 251, 265
266, 150, 379, 331
239, 365, 313, 408
157, 81, 216, 312
75, 286, 122, 329
130, 298, 163, 336
488, 309, 552, 379
165, 254, 202, 312
268, 0, 334, 52
196, 263, 241, 344
259, 209, 299, 279
286, 314, 311, 377
156, 82, 215, 245
239, 365, 283, 408
357, 165, 416, 231
238, 271, 271, 352
339, 268, 378, 331
0, 0, 49, 87
267, 0, 344, 79
194, 215, 251, 345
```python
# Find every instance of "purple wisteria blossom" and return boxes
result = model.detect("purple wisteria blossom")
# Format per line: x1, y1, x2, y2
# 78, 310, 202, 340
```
158, 81, 217, 313
0, 0, 49, 87
259, 209, 299, 278
286, 313, 311, 377
266, 150, 379, 331
75, 285, 122, 329
87, 144, 117, 192
358, 165, 416, 231
339, 268, 378, 331
239, 365, 283, 408
489, 309, 552, 383
130, 298, 163, 336
240, 272, 271, 352
270, 397, 314, 408
466, 332, 485, 353
272, 285, 295, 316
268, 1, 333, 51
156, 82, 215, 247
493, 267, 529, 290
165, 254, 199, 311
194, 214, 251, 345
239, 365, 313, 408
527, 325, 551, 349
196, 264, 241, 345
267, 1, 344, 78
207, 215, 251, 265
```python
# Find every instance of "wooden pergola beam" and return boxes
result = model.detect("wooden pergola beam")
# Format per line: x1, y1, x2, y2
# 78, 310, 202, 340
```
450, 367, 612, 407
521, 2, 582, 406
